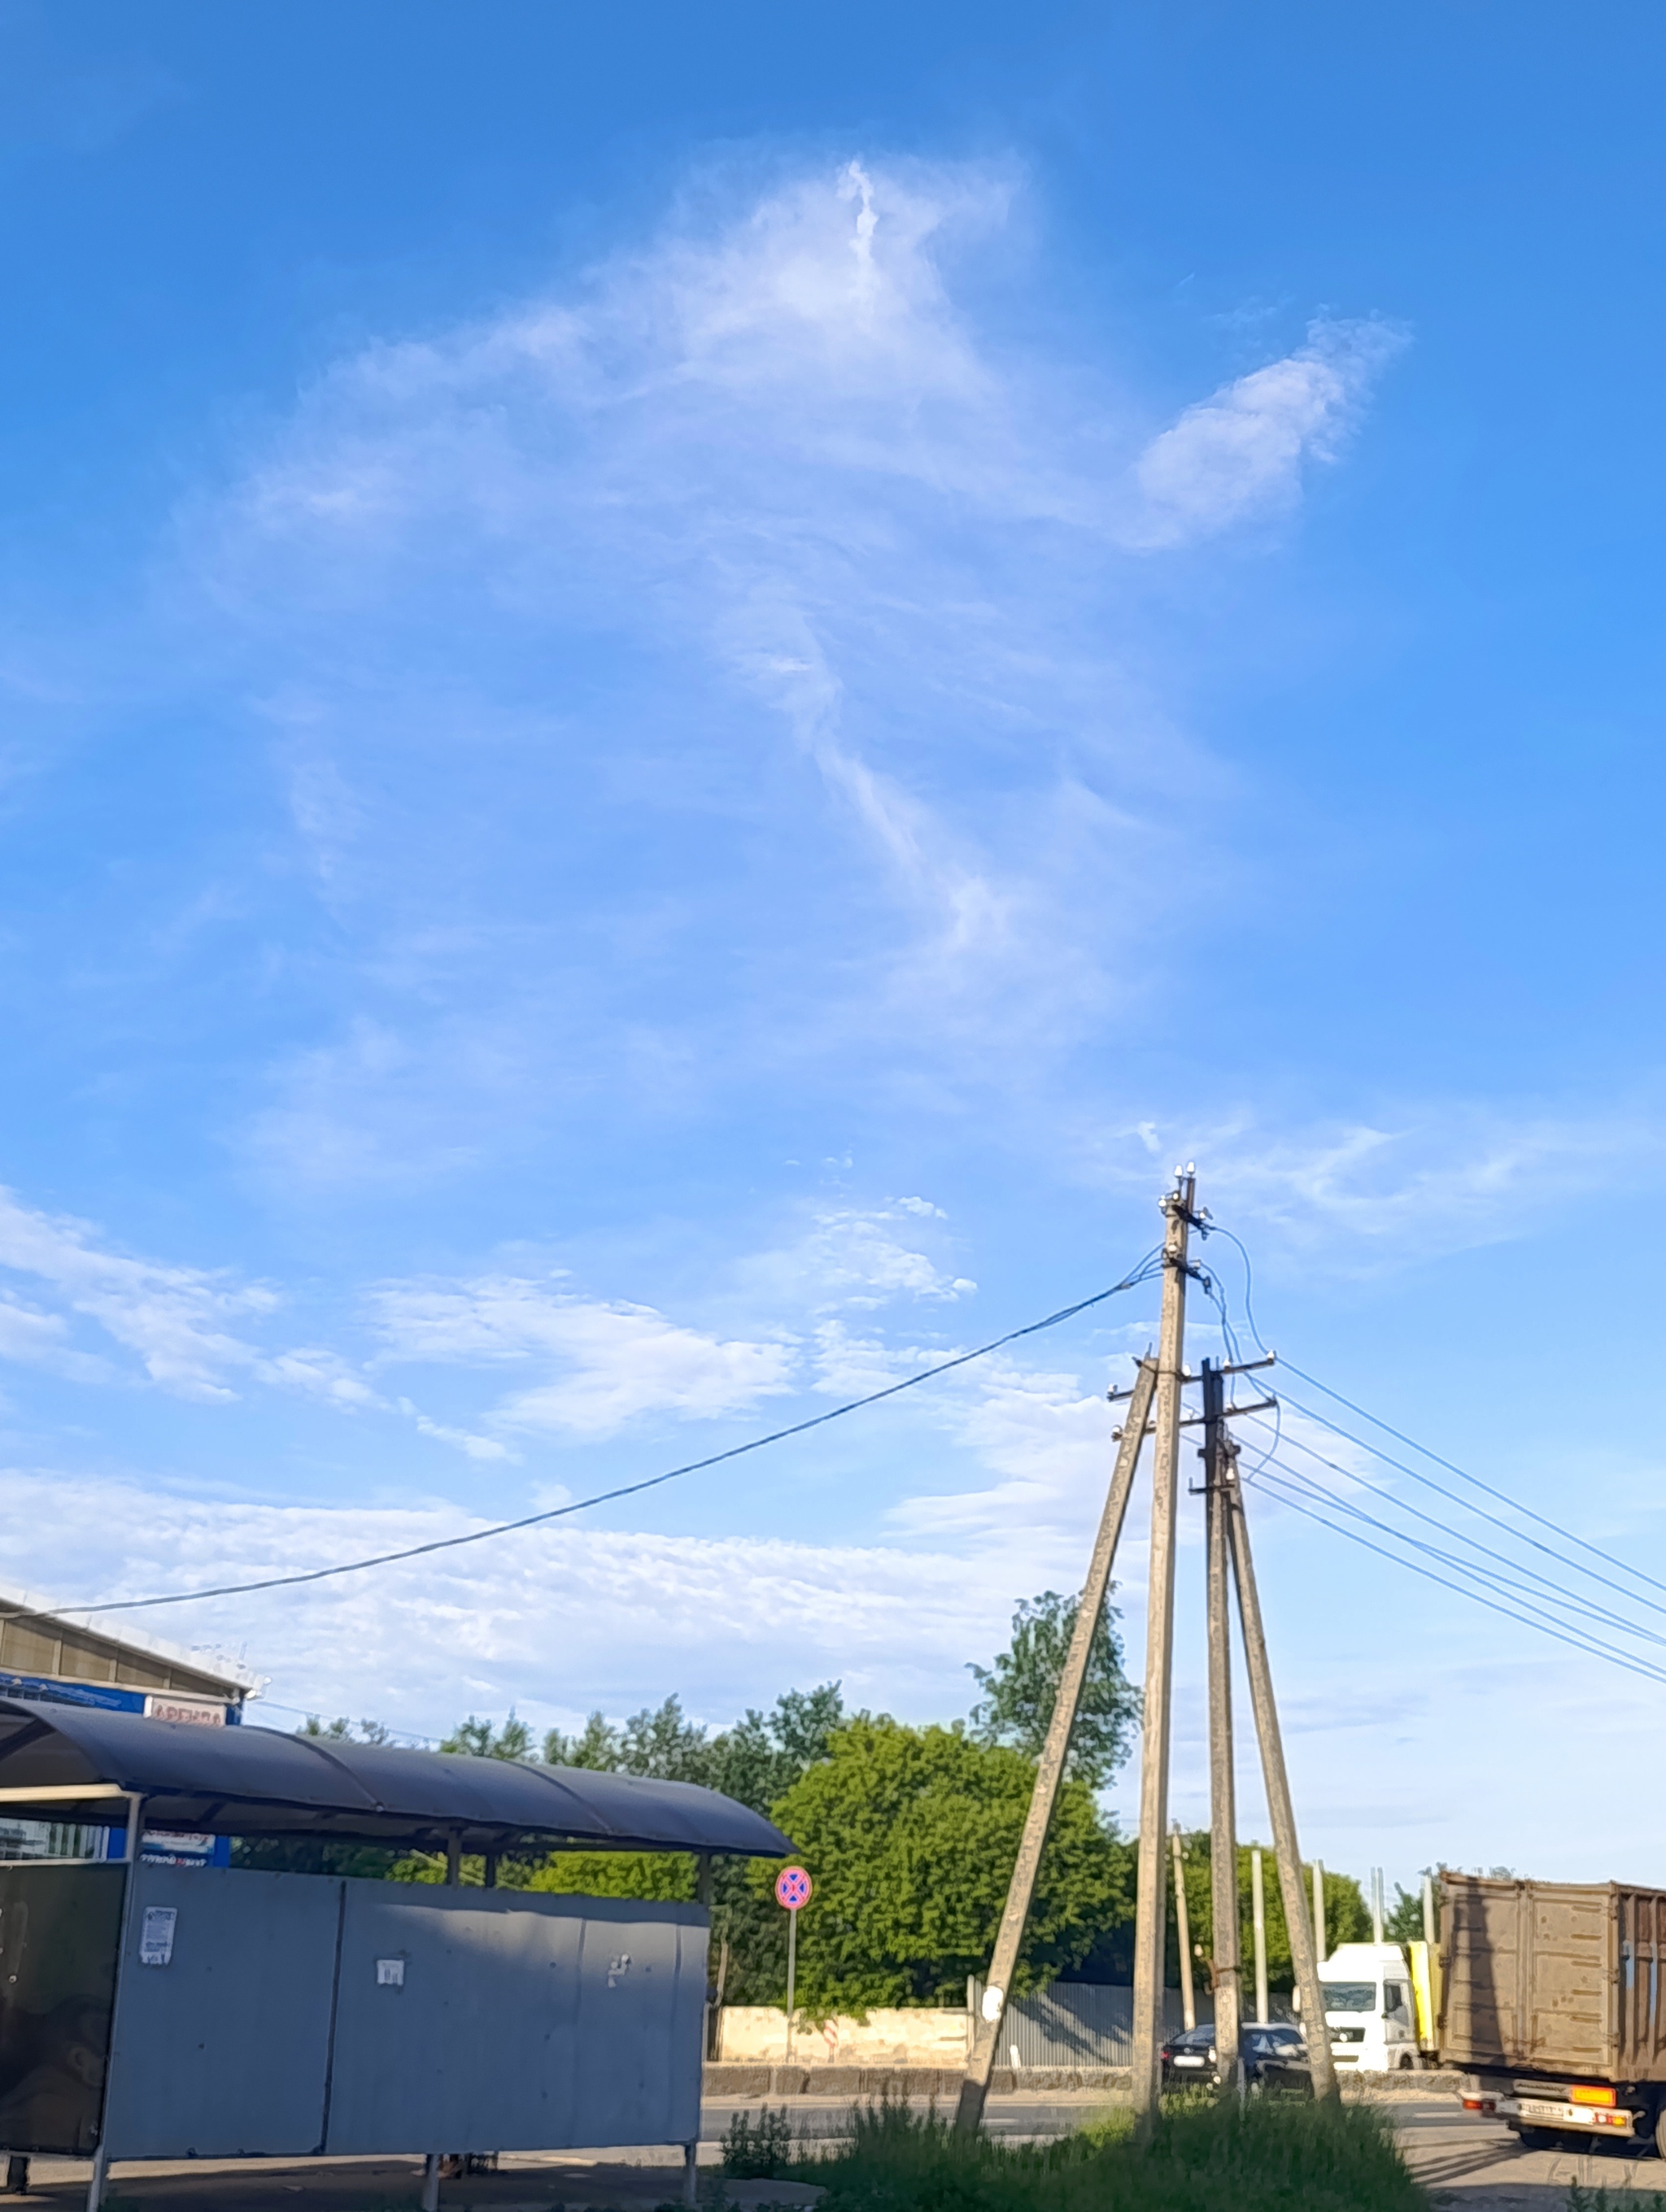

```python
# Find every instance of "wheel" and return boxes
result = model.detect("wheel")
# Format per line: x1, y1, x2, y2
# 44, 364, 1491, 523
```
1516, 2126, 1555, 2150
1653, 2104, 1666, 2161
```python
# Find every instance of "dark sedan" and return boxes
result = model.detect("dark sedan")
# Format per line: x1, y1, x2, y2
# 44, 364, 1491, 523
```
1159, 2021, 1312, 2097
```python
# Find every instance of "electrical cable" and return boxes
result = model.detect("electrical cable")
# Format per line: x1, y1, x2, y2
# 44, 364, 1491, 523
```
26, 1254, 1166, 1624
1206, 1211, 1666, 1632
1238, 1412, 1666, 1651
1251, 1448, 1666, 1663
1249, 1464, 1666, 1691
1280, 1357, 1666, 1609
1271, 1382, 1666, 1626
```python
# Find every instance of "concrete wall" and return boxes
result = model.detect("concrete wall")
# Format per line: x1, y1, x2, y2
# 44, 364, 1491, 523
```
716, 2006, 972, 2066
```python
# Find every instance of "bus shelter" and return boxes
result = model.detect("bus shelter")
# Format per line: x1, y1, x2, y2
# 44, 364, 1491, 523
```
0, 1696, 792, 2208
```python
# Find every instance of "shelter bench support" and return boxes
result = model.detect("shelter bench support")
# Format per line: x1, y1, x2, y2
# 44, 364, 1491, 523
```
422, 2153, 441, 2212
683, 2140, 698, 2208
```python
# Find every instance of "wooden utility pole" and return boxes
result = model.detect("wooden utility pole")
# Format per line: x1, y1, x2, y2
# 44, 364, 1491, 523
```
1171, 1824, 1196, 2031
1202, 1356, 1241, 2095
1129, 1173, 1195, 2121
953, 1357, 1158, 2134
1225, 1448, 1337, 2100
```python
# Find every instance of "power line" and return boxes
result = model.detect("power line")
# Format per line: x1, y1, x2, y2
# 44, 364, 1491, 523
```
1250, 1449, 1666, 1674
1240, 1413, 1666, 1651
1250, 1462, 1666, 1691
31, 1256, 1165, 1625
1272, 1381, 1666, 1626
1281, 1357, 1666, 1609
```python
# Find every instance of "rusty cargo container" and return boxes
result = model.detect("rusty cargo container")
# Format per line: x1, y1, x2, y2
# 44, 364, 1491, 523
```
1440, 1872, 1666, 2151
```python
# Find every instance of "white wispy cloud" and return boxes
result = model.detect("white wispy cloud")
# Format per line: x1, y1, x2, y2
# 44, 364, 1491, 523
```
176, 156, 1398, 1192
368, 1276, 796, 1439
1125, 317, 1407, 550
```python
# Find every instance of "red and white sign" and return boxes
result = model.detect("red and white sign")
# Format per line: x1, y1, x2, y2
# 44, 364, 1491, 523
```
775, 1866, 812, 1911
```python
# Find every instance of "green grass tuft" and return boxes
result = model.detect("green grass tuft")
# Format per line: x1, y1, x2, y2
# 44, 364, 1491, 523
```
799, 2094, 1424, 2212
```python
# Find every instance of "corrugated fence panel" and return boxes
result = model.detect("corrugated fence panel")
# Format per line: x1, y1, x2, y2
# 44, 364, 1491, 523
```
974, 1981, 1292, 2067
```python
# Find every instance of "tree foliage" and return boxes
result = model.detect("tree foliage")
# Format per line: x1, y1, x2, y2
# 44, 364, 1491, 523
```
1168, 1831, 1372, 1992
442, 1712, 533, 1761
966, 1591, 1139, 1791
753, 1716, 1133, 2013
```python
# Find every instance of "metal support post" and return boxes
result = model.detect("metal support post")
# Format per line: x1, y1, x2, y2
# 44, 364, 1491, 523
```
1226, 1456, 1336, 2100
1171, 1824, 1195, 2032
1250, 1849, 1268, 2024
1202, 1356, 1241, 2097
1313, 1860, 1326, 1967
1130, 1175, 1195, 2123
953, 1356, 1159, 2132
1372, 1868, 1383, 1944
85, 2145, 108, 2212
421, 2153, 440, 2212
446, 1831, 461, 1888
1422, 1874, 1435, 1949
783, 1904, 798, 2062
682, 2140, 699, 2209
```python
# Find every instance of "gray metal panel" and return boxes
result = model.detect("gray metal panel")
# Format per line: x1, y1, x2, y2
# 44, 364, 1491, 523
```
102, 1864, 340, 2158
325, 1886, 705, 2154
0, 1863, 123, 2153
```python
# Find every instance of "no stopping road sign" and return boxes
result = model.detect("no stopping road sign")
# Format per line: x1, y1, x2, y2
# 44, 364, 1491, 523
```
775, 1866, 812, 1910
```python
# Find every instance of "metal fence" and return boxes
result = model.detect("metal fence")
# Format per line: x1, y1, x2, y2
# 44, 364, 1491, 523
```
973, 1981, 1291, 2068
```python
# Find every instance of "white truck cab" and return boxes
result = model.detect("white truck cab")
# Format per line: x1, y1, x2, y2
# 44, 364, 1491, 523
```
1311, 1941, 1422, 2073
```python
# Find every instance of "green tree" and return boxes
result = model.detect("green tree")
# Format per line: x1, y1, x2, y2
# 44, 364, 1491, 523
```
442, 1712, 533, 1761
1167, 1831, 1372, 1993
752, 1716, 1133, 2014
1385, 1873, 1441, 1944
966, 1591, 1139, 1790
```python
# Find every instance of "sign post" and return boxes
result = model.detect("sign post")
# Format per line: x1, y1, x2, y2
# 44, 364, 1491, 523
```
774, 1866, 812, 2062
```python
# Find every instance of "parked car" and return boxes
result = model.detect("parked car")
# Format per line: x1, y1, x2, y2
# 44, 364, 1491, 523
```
1159, 2022, 1312, 2097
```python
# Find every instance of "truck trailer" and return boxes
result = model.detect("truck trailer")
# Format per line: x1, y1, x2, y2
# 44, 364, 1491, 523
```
1440, 1871, 1666, 2151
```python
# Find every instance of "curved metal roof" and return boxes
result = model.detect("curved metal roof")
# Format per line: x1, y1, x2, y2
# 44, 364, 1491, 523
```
0, 1697, 792, 1856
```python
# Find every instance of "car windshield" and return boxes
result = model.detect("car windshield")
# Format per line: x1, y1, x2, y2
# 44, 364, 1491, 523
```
1322, 1981, 1377, 2014
1247, 2026, 1302, 2047
1169, 2027, 1215, 2050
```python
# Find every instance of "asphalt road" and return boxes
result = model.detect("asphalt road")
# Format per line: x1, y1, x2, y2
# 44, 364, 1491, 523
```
10, 2090, 1656, 2210
1394, 2094, 1666, 2205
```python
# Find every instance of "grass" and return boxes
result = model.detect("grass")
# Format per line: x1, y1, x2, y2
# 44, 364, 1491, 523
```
752, 2094, 1426, 2212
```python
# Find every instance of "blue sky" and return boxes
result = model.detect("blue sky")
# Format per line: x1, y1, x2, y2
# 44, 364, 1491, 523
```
6, 0, 1666, 1894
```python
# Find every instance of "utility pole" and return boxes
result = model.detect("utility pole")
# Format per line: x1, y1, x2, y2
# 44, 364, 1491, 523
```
1250, 1849, 1268, 2025
1202, 1356, 1241, 2096
1129, 1170, 1196, 2123
1225, 1452, 1337, 2100
1171, 1825, 1196, 2032
953, 1358, 1158, 2134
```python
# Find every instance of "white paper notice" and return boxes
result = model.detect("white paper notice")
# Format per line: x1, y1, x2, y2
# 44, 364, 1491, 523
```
376, 1957, 404, 1987
139, 1906, 177, 1966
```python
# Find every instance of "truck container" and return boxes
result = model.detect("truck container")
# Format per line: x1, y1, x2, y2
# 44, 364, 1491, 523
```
1438, 1871, 1666, 2151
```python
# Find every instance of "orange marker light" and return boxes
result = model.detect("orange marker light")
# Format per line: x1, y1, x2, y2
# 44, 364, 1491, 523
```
1571, 2084, 1616, 2107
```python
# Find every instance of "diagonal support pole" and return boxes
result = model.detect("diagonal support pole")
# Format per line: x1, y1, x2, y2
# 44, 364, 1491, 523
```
953, 1355, 1158, 2135
1225, 1445, 1337, 2101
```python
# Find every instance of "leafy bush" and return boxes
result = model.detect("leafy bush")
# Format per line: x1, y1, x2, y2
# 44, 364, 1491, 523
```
802, 2094, 1422, 2212
722, 2105, 798, 2179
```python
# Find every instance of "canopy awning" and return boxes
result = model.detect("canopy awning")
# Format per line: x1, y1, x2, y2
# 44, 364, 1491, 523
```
0, 1696, 792, 1855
